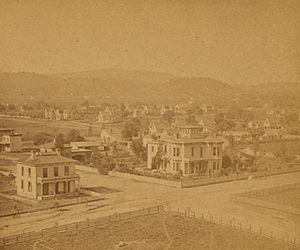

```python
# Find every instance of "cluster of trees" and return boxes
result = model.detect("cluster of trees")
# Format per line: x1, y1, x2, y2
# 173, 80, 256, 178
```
162, 110, 175, 124
131, 138, 147, 161
91, 152, 116, 175
32, 129, 85, 147
214, 113, 235, 132
121, 118, 142, 139
225, 105, 255, 122
0, 103, 16, 111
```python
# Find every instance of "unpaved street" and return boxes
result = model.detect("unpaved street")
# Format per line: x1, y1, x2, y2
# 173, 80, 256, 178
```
1, 170, 299, 241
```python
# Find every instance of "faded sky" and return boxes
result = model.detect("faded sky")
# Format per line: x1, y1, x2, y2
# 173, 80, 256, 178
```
0, 0, 299, 84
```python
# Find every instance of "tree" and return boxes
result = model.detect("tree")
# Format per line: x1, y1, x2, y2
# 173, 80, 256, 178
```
121, 118, 141, 140
285, 112, 299, 124
54, 133, 66, 151
162, 110, 175, 124
151, 147, 162, 170
0, 103, 6, 111
241, 110, 254, 122
217, 119, 235, 132
214, 113, 225, 124
66, 129, 84, 143
81, 99, 89, 109
7, 104, 16, 110
91, 152, 116, 175
222, 155, 232, 169
131, 138, 147, 161
33, 132, 54, 145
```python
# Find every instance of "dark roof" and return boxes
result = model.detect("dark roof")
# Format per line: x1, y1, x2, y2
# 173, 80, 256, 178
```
21, 154, 76, 166
39, 141, 55, 149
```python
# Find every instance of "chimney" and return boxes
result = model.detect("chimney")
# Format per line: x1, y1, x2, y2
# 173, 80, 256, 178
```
55, 148, 61, 156
30, 150, 36, 159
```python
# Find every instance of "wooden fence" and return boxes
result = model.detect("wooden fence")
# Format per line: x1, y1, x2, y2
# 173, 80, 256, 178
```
164, 206, 299, 248
0, 196, 105, 218
232, 182, 300, 199
181, 168, 300, 188
0, 204, 164, 247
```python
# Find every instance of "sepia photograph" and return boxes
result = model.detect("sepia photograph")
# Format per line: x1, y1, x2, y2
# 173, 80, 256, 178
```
0, 0, 299, 249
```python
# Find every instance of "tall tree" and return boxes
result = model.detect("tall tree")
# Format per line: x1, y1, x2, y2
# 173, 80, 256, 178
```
66, 129, 84, 143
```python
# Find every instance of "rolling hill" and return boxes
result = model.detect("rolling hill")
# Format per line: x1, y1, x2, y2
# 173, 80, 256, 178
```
0, 69, 298, 107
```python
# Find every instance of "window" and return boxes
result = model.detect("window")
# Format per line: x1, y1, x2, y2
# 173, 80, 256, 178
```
213, 147, 217, 156
43, 168, 48, 178
28, 168, 31, 177
164, 145, 167, 153
200, 147, 203, 157
176, 163, 179, 171
213, 162, 217, 170
64, 166, 69, 176
21, 167, 24, 176
173, 148, 176, 156
191, 147, 194, 157
151, 146, 154, 152
54, 167, 58, 177
190, 162, 194, 174
28, 181, 32, 192
176, 148, 180, 157
184, 163, 188, 174
21, 179, 24, 189
173, 162, 175, 171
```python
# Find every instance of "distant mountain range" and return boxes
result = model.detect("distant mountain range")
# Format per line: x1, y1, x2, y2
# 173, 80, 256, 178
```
0, 69, 299, 107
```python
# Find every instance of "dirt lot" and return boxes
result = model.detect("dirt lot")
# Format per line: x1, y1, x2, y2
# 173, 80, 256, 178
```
2, 213, 297, 250
255, 188, 300, 209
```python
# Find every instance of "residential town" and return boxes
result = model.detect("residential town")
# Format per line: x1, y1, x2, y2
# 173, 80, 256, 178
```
0, 0, 299, 249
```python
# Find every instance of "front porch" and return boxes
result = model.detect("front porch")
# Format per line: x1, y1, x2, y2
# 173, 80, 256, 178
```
183, 161, 209, 176
36, 179, 78, 200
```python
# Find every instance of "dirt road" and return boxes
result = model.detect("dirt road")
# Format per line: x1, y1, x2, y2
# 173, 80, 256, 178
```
0, 170, 299, 240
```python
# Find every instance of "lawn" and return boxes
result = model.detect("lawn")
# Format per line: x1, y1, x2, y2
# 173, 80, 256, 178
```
255, 188, 300, 209
2, 213, 297, 250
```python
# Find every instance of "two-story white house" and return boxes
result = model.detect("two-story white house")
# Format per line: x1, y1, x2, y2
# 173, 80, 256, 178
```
16, 152, 79, 200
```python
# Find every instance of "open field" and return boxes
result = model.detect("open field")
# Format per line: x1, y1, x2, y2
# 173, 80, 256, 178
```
255, 188, 300, 209
1, 213, 297, 250
0, 117, 102, 140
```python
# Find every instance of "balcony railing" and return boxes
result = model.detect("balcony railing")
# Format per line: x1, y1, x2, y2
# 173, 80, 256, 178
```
37, 174, 79, 182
